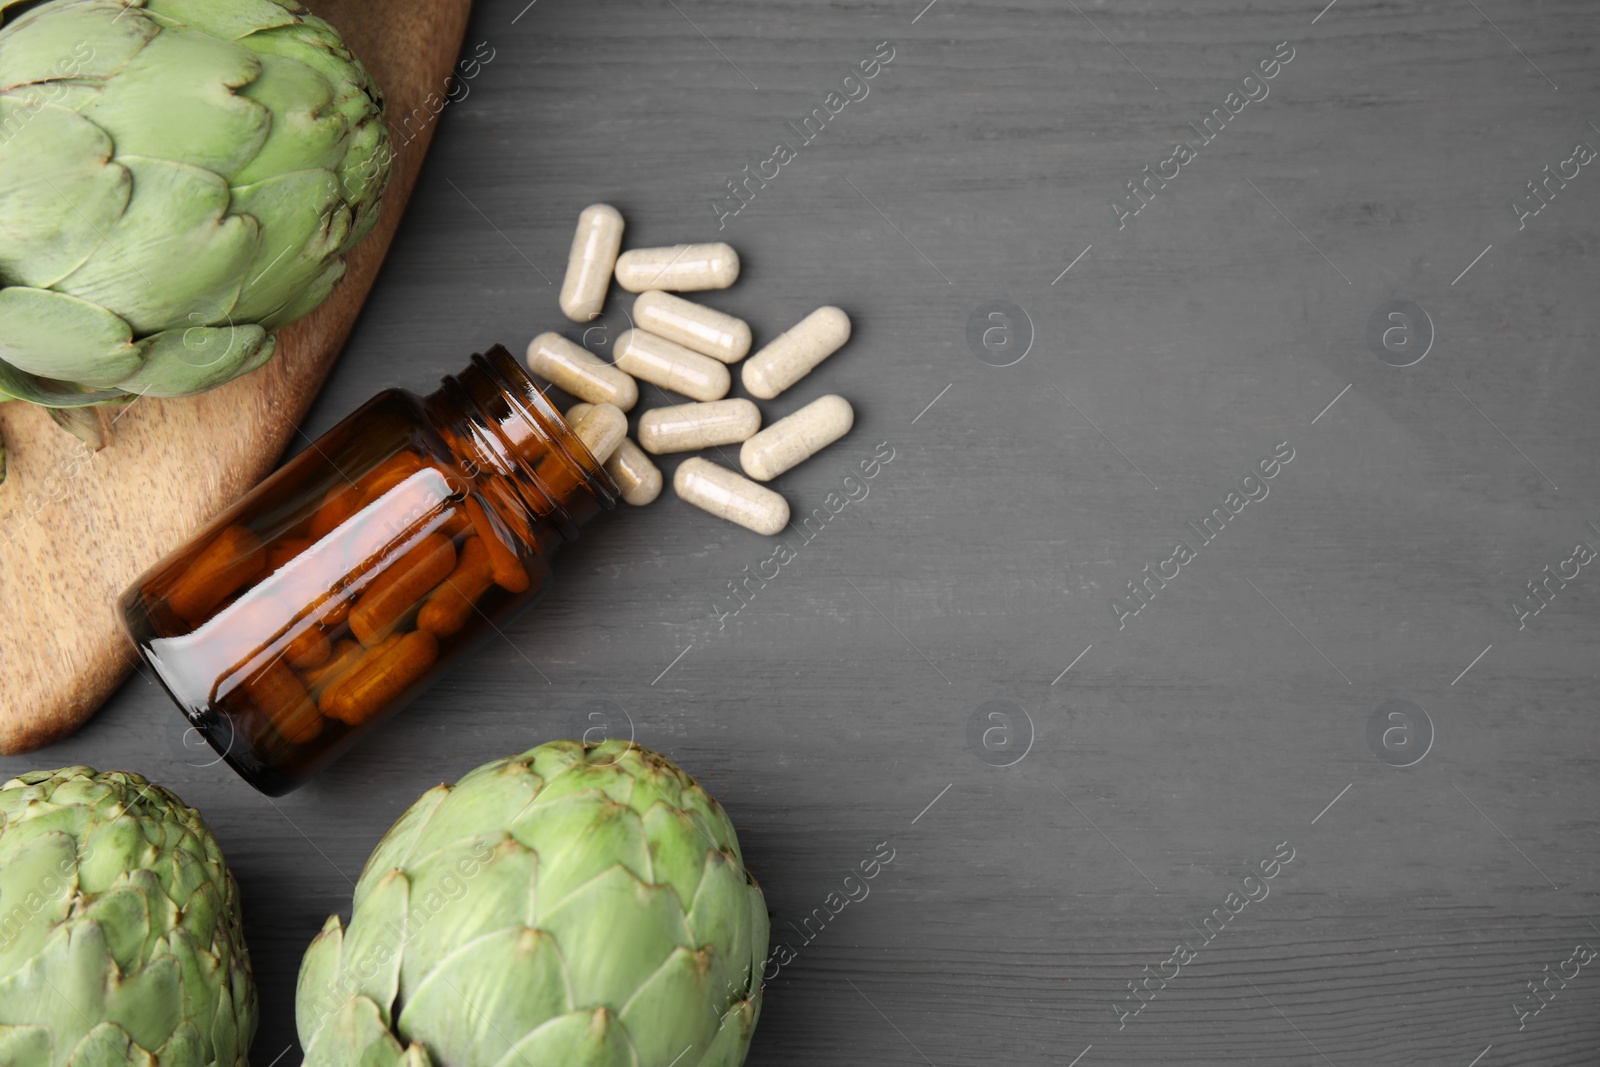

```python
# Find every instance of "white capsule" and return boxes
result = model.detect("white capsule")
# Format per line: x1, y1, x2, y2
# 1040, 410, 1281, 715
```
741, 306, 851, 400
739, 395, 854, 481
527, 332, 638, 412
614, 243, 740, 293
674, 457, 789, 536
638, 399, 761, 455
632, 291, 751, 364
614, 329, 730, 402
606, 437, 663, 506
558, 204, 624, 322
568, 402, 626, 464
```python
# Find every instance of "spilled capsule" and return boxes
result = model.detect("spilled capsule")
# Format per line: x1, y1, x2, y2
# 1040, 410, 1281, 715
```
633, 291, 751, 364
558, 204, 624, 322
606, 438, 663, 506
567, 402, 627, 464
615, 243, 739, 293
674, 457, 789, 536
639, 399, 761, 455
527, 332, 637, 411
742, 306, 851, 400
740, 395, 854, 481
614, 329, 730, 402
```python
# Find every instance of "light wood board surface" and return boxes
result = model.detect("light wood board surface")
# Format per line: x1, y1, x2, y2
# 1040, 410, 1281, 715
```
0, 0, 474, 754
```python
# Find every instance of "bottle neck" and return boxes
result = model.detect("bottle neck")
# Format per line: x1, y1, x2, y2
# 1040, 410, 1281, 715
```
425, 344, 617, 544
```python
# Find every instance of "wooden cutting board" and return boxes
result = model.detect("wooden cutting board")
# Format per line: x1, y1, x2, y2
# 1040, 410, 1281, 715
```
0, 0, 474, 754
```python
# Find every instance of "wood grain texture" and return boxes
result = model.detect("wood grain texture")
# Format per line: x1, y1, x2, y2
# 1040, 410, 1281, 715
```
4, 0, 1600, 1062
0, 0, 473, 754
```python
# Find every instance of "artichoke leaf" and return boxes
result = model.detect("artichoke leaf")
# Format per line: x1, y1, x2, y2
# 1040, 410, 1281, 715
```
77, 812, 158, 894
227, 168, 349, 325
55, 156, 260, 336
527, 739, 588, 785
260, 255, 344, 330
82, 885, 153, 977
152, 1020, 205, 1066
121, 870, 178, 973
207, 982, 242, 1067
398, 838, 537, 999
45, 405, 108, 453
685, 851, 755, 994
0, 0, 155, 90
303, 996, 415, 1067
63, 1022, 156, 1067
678, 785, 741, 864
337, 868, 409, 1027
617, 946, 727, 1067
396, 1044, 434, 1067
745, 893, 770, 996
695, 997, 761, 1067
296, 915, 348, 1045
632, 750, 689, 809
0, 1026, 52, 1065
337, 114, 390, 242
0, 288, 140, 387
488, 1008, 637, 1067
13, 80, 98, 111
78, 21, 269, 180
101, 950, 184, 1055
236, 327, 278, 375
246, 16, 367, 118
118, 325, 271, 398
404, 760, 542, 860
231, 50, 348, 187
353, 783, 448, 908
509, 793, 650, 911
247, 19, 388, 212
536, 866, 693, 1008
396, 928, 570, 1067
143, 0, 301, 41
640, 805, 710, 913
354, 784, 450, 910
0, 97, 130, 288
0, 924, 119, 1040
0, 830, 78, 974
162, 929, 221, 1057
526, 761, 637, 811
175, 877, 224, 954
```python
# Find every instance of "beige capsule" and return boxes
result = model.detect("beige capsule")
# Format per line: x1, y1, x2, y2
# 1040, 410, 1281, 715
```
633, 291, 752, 364
527, 332, 638, 411
638, 399, 761, 455
568, 402, 627, 464
614, 329, 730, 402
674, 457, 789, 536
606, 437, 663, 506
558, 203, 625, 322
741, 306, 851, 400
740, 394, 854, 481
614, 243, 740, 293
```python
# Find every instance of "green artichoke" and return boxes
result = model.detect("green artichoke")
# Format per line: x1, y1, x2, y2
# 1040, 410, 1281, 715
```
296, 740, 770, 1067
0, 766, 256, 1065
0, 0, 390, 472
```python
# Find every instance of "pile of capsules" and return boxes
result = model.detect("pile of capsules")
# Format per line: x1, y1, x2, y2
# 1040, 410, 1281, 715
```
530, 203, 855, 536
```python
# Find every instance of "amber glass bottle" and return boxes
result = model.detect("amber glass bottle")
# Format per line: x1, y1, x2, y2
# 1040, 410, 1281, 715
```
121, 345, 617, 794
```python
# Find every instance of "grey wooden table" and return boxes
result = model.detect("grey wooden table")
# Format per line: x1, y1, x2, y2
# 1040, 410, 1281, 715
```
8, 0, 1600, 1061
